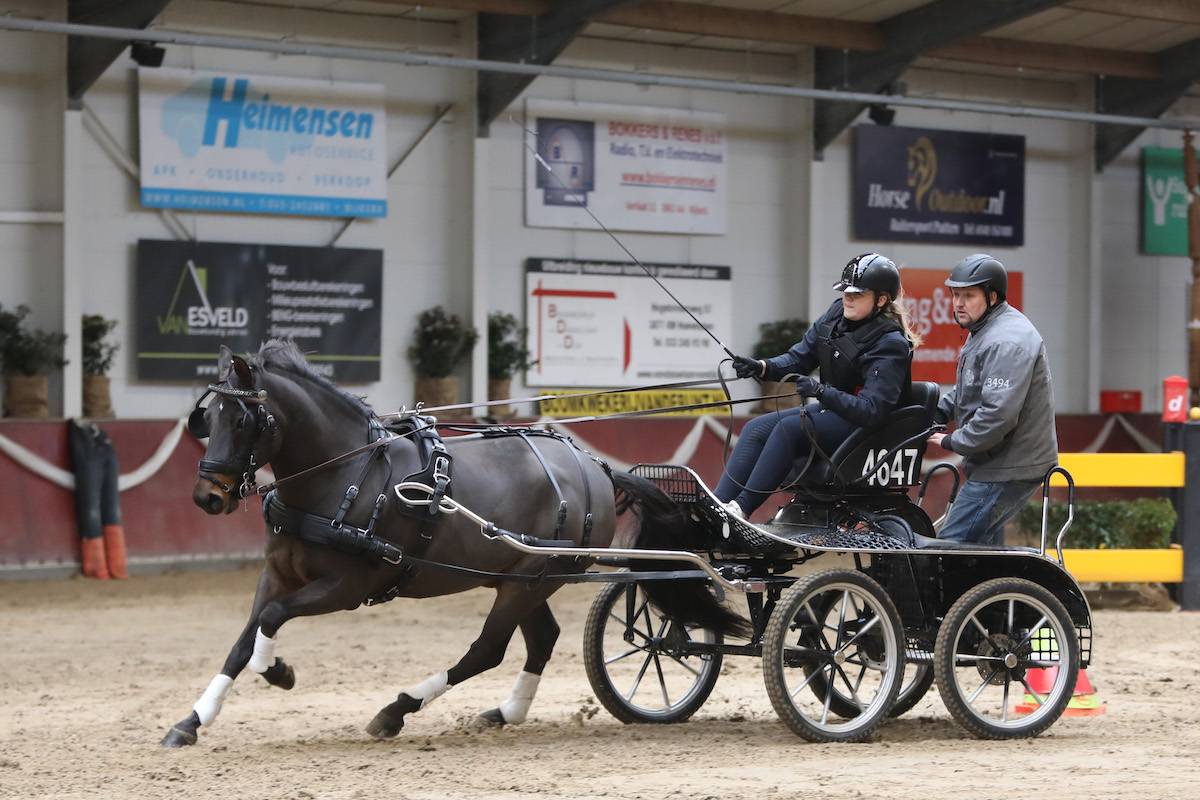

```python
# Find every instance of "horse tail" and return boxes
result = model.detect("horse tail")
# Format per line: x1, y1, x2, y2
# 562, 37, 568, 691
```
610, 470, 751, 639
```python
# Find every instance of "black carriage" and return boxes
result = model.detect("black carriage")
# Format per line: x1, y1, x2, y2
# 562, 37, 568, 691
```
579, 381, 1090, 742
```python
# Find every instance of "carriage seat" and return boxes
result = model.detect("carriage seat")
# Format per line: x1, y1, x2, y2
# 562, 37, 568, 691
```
788, 381, 941, 490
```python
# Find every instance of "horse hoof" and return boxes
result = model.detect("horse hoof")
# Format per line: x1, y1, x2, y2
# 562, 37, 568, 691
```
476, 708, 506, 727
160, 726, 198, 748
366, 710, 404, 739
263, 659, 295, 691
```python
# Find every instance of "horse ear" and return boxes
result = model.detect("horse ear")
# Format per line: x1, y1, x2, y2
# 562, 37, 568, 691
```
232, 354, 253, 389
217, 345, 233, 382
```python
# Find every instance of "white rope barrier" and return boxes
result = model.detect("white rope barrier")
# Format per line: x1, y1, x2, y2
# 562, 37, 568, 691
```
0, 417, 192, 492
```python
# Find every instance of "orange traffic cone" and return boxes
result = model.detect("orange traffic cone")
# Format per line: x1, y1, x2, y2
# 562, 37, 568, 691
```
1014, 666, 1105, 717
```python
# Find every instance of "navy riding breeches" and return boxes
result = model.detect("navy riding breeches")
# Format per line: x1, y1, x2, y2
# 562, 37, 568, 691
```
715, 406, 856, 515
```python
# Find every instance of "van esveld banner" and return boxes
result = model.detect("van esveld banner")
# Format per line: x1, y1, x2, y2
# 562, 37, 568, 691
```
138, 68, 388, 218
525, 258, 731, 387
901, 267, 1024, 384
136, 239, 382, 382
525, 98, 727, 235
853, 125, 1024, 246
1142, 146, 1196, 256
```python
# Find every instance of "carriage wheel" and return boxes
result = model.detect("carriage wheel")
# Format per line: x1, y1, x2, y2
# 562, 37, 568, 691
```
583, 582, 723, 724
934, 577, 1080, 739
762, 569, 904, 743
889, 662, 936, 717
800, 596, 933, 720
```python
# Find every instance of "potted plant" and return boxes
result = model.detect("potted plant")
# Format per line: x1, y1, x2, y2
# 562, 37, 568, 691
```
407, 306, 478, 410
0, 304, 68, 418
751, 318, 809, 412
82, 314, 119, 418
487, 312, 536, 419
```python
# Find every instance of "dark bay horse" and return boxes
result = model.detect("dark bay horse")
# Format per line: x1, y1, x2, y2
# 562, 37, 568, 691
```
162, 341, 746, 747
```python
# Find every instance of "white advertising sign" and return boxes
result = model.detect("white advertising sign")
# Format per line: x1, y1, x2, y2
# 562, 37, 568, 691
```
525, 258, 732, 387
138, 67, 388, 218
525, 98, 727, 235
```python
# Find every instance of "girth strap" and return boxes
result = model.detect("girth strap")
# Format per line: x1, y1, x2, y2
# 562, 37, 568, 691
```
515, 430, 569, 539
564, 436, 595, 547
263, 489, 403, 565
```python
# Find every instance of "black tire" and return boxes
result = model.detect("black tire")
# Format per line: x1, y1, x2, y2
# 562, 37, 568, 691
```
762, 569, 904, 743
934, 577, 1080, 739
583, 582, 723, 724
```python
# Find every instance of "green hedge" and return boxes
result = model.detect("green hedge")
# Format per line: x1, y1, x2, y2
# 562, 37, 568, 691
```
1013, 498, 1176, 549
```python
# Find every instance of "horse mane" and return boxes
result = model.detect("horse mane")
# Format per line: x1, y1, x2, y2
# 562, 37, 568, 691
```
253, 339, 376, 421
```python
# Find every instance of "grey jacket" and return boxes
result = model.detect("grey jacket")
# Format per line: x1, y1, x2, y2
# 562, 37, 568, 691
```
935, 302, 1058, 482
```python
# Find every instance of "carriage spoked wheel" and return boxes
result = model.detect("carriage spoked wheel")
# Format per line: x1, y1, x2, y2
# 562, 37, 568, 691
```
583, 582, 723, 724
800, 599, 934, 720
934, 577, 1080, 739
762, 569, 904, 743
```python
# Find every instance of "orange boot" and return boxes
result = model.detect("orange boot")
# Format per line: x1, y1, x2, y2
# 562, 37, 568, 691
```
81, 537, 110, 580
103, 524, 128, 580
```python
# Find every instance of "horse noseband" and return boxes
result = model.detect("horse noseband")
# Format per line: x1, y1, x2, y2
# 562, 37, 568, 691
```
191, 383, 277, 497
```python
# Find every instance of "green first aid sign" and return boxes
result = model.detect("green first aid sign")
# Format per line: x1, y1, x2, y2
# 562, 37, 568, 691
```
1142, 147, 1194, 256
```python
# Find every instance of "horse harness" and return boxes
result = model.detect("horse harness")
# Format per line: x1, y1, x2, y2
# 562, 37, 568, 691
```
254, 410, 606, 604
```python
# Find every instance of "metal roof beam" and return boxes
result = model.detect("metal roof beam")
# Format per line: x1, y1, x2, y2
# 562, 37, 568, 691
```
812, 0, 1068, 155
476, 0, 634, 135
67, 0, 173, 106
1095, 37, 1200, 171
384, 0, 1173, 80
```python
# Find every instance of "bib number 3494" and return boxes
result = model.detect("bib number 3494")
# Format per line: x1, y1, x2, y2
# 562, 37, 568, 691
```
862, 448, 919, 487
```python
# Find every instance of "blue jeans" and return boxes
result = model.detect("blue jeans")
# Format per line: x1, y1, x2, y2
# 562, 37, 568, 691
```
715, 407, 856, 516
938, 478, 1041, 545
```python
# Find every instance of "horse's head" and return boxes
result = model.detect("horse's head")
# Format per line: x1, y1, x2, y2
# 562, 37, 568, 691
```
190, 345, 282, 515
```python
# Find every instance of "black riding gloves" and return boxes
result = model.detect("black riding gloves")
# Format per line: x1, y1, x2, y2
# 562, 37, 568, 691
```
732, 355, 764, 379
793, 375, 824, 398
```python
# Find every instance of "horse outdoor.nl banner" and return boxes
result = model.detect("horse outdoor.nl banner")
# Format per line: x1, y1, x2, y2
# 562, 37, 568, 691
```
138, 68, 388, 218
853, 125, 1024, 246
135, 239, 382, 382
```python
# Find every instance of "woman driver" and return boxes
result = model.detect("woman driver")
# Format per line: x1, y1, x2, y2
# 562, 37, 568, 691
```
719, 253, 923, 519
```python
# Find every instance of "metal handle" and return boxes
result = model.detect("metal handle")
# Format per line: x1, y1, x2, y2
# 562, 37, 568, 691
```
1040, 465, 1075, 564
918, 461, 962, 532
917, 462, 961, 506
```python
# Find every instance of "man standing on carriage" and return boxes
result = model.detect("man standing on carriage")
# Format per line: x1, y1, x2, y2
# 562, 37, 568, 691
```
927, 254, 1058, 544
721, 253, 923, 519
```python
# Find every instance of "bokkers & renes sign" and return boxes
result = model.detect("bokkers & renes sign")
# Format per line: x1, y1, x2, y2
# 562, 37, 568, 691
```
853, 125, 1024, 246
525, 99, 727, 235
901, 268, 1024, 384
138, 68, 388, 218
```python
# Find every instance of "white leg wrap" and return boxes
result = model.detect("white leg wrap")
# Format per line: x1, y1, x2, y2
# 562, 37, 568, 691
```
192, 674, 234, 727
498, 671, 542, 725
247, 628, 276, 674
403, 671, 450, 709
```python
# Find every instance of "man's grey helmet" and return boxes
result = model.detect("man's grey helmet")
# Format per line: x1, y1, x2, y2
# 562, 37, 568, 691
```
945, 253, 1007, 301
834, 253, 900, 298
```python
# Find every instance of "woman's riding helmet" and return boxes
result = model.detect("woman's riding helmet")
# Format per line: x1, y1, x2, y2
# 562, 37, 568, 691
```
834, 253, 900, 298
944, 253, 1007, 301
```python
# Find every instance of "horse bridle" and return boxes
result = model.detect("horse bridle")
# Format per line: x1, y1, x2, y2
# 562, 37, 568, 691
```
189, 383, 278, 498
